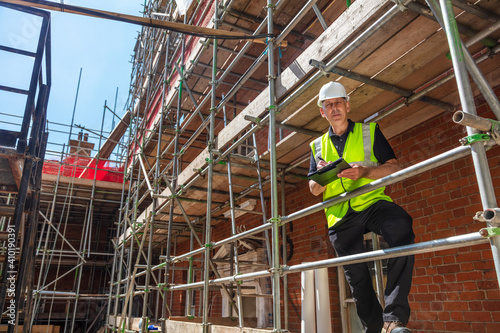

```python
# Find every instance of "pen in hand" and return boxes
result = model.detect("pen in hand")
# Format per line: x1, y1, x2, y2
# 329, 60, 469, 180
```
317, 157, 330, 170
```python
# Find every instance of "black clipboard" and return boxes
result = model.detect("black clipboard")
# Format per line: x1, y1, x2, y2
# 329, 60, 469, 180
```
308, 157, 351, 186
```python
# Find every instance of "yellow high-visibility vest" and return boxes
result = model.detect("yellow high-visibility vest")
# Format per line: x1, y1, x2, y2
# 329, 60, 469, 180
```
310, 123, 392, 228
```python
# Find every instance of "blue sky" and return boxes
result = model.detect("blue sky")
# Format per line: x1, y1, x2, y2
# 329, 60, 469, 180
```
0, 1, 142, 160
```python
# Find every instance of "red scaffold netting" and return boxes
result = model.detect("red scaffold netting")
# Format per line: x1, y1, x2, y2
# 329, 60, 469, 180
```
42, 156, 124, 183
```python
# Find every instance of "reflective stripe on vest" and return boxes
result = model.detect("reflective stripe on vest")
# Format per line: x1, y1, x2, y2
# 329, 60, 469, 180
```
312, 123, 379, 167
310, 123, 392, 228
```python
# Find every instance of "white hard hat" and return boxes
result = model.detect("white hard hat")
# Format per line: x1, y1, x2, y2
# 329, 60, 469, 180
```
317, 81, 349, 107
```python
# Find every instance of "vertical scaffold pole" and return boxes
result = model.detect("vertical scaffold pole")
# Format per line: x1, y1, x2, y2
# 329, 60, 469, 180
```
226, 155, 245, 327
32, 148, 64, 327
432, 0, 500, 282
280, 174, 288, 330
106, 153, 127, 330
266, 0, 281, 331
141, 15, 158, 331
161, 5, 174, 333
122, 113, 142, 331
163, 3, 184, 328
202, 1, 219, 332
111, 112, 136, 331
70, 101, 106, 333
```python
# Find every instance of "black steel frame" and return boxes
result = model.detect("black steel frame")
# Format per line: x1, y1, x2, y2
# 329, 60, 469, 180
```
0, 3, 51, 332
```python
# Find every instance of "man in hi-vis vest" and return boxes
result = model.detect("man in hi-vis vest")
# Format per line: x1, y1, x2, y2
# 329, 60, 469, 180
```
309, 81, 414, 333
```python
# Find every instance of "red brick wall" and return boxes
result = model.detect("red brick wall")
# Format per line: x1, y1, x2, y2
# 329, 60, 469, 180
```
388, 86, 500, 333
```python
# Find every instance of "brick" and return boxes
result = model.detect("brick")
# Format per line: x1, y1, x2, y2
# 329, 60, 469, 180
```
481, 249, 494, 260
429, 320, 445, 331
430, 301, 443, 311
448, 170, 461, 181
474, 260, 495, 270
468, 300, 483, 311
437, 311, 450, 321
470, 322, 487, 333
414, 258, 431, 268
430, 256, 443, 266
464, 311, 492, 322
458, 251, 483, 263
412, 293, 435, 302
460, 261, 474, 271
429, 192, 450, 205
442, 254, 456, 264
431, 164, 454, 177
432, 184, 445, 195
463, 281, 479, 291
492, 310, 500, 322
460, 290, 485, 300
416, 284, 429, 293
477, 280, 499, 290
483, 269, 498, 280
456, 270, 482, 282
428, 283, 440, 293
415, 311, 438, 321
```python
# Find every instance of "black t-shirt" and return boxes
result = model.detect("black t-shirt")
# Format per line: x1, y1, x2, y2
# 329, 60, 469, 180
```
309, 120, 396, 174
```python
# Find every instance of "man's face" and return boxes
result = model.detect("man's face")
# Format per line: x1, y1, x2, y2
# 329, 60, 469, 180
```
319, 97, 350, 127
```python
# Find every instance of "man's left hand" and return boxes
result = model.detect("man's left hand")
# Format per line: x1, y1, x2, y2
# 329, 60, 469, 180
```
338, 164, 367, 181
338, 159, 400, 181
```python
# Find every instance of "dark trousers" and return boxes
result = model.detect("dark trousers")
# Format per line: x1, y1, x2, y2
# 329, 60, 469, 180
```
329, 200, 415, 333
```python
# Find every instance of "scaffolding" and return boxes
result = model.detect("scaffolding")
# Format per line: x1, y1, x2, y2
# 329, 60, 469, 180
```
1, 0, 500, 332
32, 102, 127, 333
0, 5, 127, 330
102, 0, 500, 332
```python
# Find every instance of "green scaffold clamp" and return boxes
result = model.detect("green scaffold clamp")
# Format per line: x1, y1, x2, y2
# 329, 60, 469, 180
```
267, 104, 280, 115
459, 133, 491, 146
158, 282, 169, 292
479, 227, 500, 238
268, 216, 282, 226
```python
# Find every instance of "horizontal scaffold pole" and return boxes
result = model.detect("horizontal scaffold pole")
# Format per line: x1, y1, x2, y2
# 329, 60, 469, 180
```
169, 232, 488, 291
171, 144, 473, 263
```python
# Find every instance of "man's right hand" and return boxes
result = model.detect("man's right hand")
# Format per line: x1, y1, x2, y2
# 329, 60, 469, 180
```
317, 159, 330, 170
309, 158, 329, 196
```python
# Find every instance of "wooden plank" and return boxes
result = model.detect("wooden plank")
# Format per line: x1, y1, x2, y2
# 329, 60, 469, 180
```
300, 0, 347, 37
0, 205, 15, 218
382, 64, 500, 139
345, 30, 451, 121
260, 131, 314, 167
96, 110, 131, 160
165, 319, 269, 333
351, 14, 440, 76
